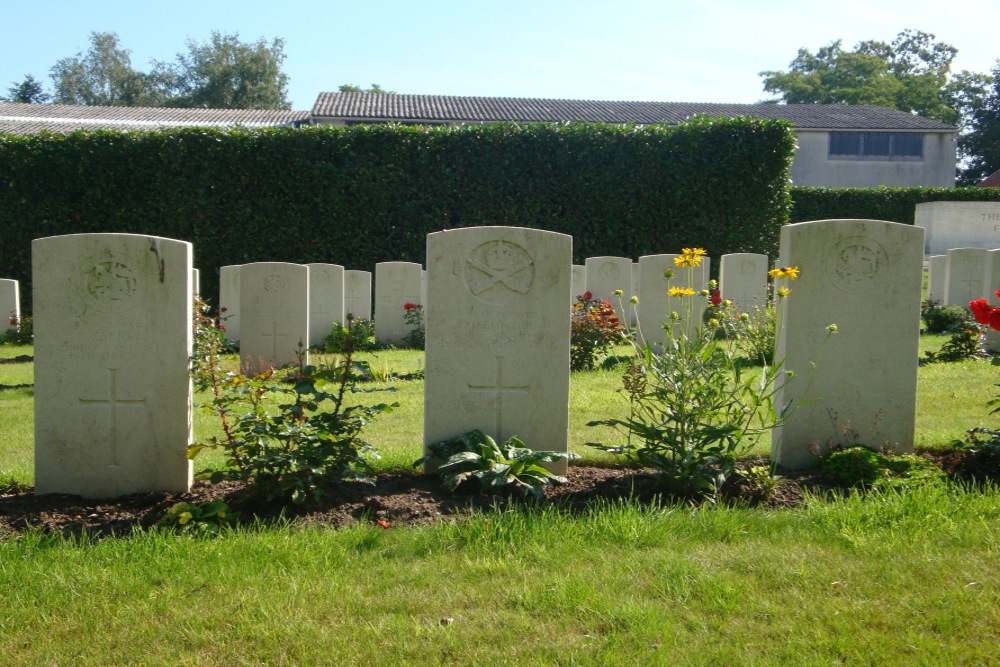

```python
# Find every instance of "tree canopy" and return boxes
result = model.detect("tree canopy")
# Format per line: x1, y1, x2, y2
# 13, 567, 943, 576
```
338, 83, 395, 94
957, 60, 1000, 185
760, 29, 967, 124
6, 31, 290, 109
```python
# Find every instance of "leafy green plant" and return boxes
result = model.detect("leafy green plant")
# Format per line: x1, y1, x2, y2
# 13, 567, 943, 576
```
725, 464, 779, 504
0, 314, 32, 345
571, 292, 629, 371
401, 302, 425, 350
155, 500, 238, 535
921, 299, 973, 334
923, 324, 983, 363
189, 320, 398, 505
949, 427, 1000, 481
589, 251, 823, 501
324, 316, 380, 353
416, 429, 579, 498
819, 447, 945, 490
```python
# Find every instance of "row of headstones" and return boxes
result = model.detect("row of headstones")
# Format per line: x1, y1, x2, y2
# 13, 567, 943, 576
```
927, 248, 1000, 307
29, 220, 922, 498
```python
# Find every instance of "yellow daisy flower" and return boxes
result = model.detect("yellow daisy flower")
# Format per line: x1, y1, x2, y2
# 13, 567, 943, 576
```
768, 266, 800, 280
681, 247, 707, 256
674, 255, 703, 268
668, 287, 696, 297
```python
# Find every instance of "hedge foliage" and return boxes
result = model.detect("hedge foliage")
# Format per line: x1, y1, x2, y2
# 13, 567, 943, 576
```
790, 186, 1000, 225
0, 118, 796, 311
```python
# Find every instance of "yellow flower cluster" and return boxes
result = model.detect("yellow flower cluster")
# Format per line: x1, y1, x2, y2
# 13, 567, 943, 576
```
674, 247, 707, 268
668, 286, 696, 297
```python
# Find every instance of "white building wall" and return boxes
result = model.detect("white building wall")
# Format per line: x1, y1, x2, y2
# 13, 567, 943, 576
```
790, 130, 956, 188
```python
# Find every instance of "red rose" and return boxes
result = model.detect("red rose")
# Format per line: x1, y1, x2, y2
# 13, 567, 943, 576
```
583, 291, 593, 300
970, 299, 993, 325
220, 307, 228, 313
710, 289, 722, 306
404, 302, 415, 311
995, 289, 1000, 300
989, 309, 1000, 332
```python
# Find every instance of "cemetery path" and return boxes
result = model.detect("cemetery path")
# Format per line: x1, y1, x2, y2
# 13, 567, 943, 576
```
0, 464, 824, 539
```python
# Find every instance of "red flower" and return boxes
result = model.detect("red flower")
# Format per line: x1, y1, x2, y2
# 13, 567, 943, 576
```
710, 289, 722, 306
995, 289, 1000, 300
220, 307, 228, 313
970, 299, 993, 325
582, 291, 593, 301
989, 310, 1000, 332
217, 323, 227, 331
8, 317, 16, 326
403, 302, 416, 311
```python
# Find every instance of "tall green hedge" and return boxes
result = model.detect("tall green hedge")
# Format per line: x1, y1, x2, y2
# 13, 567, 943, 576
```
790, 186, 1000, 225
0, 118, 796, 311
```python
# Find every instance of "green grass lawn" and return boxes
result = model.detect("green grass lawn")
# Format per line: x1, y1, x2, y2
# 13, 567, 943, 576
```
2, 339, 1000, 664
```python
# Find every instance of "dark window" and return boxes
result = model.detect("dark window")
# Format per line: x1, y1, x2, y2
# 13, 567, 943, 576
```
829, 132, 924, 159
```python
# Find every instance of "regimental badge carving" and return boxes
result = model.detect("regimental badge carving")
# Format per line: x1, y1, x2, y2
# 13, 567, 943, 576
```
827, 237, 888, 293
82, 252, 145, 313
598, 262, 621, 280
464, 240, 534, 304
263, 274, 286, 293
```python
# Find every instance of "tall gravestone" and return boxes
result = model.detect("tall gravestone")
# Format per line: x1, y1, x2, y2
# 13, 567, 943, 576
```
926, 255, 946, 304
0, 279, 19, 330
33, 233, 193, 497
585, 256, 633, 325
571, 265, 587, 303
306, 263, 345, 347
424, 227, 572, 473
344, 270, 372, 320
374, 262, 422, 345
944, 248, 990, 306
772, 219, 923, 469
636, 254, 710, 348
719, 253, 768, 312
218, 265, 241, 344
239, 262, 309, 375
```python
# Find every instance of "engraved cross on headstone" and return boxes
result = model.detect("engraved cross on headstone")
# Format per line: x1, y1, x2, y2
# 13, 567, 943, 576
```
960, 268, 983, 303
260, 321, 287, 359
467, 356, 531, 440
78, 368, 146, 466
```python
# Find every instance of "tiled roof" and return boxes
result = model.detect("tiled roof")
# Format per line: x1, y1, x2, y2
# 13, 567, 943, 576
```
977, 169, 1000, 188
312, 92, 956, 131
0, 102, 310, 134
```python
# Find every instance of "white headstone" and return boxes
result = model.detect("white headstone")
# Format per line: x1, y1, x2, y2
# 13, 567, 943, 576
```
218, 265, 241, 344
374, 262, 422, 345
585, 256, 633, 324
239, 262, 309, 375
0, 279, 19, 330
943, 248, 990, 306
344, 270, 372, 320
926, 255, 946, 304
771, 219, 923, 469
915, 201, 1000, 255
636, 253, 710, 348
33, 233, 193, 497
571, 265, 587, 303
719, 253, 768, 312
306, 263, 345, 347
425, 227, 572, 473
629, 262, 639, 326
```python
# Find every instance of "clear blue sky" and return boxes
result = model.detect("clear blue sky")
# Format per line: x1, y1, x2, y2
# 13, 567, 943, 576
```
1, 0, 996, 110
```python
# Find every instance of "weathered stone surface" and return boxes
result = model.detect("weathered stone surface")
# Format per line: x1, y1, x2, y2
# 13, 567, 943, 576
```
571, 265, 586, 304
424, 227, 571, 473
719, 253, 768, 312
306, 263, 345, 347
0, 279, 19, 330
915, 201, 1000, 255
33, 233, 193, 497
585, 256, 632, 324
374, 262, 422, 345
926, 255, 946, 305
239, 262, 309, 374
772, 220, 923, 468
344, 270, 372, 321
218, 265, 241, 344
944, 248, 990, 306
636, 254, 709, 348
